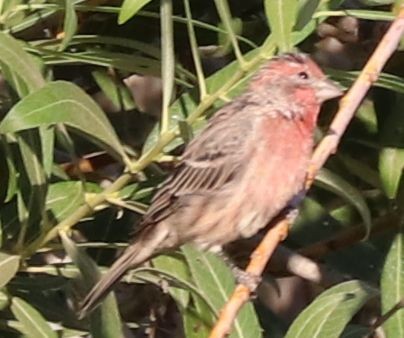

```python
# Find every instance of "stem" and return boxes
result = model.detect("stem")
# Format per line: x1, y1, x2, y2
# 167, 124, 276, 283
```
160, 0, 175, 134
214, 0, 246, 67
184, 0, 207, 100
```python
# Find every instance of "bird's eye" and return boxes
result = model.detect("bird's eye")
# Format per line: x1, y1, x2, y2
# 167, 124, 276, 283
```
298, 71, 309, 80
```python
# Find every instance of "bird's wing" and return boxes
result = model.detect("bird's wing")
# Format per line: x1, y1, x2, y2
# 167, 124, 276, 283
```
140, 100, 254, 226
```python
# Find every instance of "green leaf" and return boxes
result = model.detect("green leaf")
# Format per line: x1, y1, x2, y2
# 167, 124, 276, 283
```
0, 60, 31, 98
379, 147, 404, 198
92, 70, 135, 111
60, 232, 123, 338
264, 0, 297, 52
118, 0, 153, 24
40, 126, 55, 177
142, 91, 197, 154
59, 0, 78, 51
46, 182, 84, 222
0, 32, 45, 92
4, 6, 58, 34
178, 119, 195, 144
1, 135, 19, 202
285, 280, 378, 338
14, 130, 48, 251
0, 252, 20, 288
329, 70, 404, 95
381, 233, 404, 337
183, 306, 211, 338
0, 291, 9, 311
338, 154, 381, 189
152, 254, 191, 309
10, 296, 57, 338
218, 18, 243, 55
295, 0, 321, 30
354, 99, 378, 135
160, 0, 175, 133
290, 197, 343, 245
182, 245, 262, 338
0, 81, 129, 165
17, 130, 47, 193
316, 168, 372, 235
379, 94, 404, 198
61, 327, 88, 338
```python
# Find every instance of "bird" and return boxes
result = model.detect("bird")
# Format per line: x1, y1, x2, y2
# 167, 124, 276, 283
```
79, 53, 342, 317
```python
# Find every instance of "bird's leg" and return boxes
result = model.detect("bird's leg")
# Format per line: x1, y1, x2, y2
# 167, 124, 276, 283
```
232, 267, 262, 295
285, 190, 306, 226
285, 208, 299, 223
212, 246, 261, 294
288, 190, 306, 210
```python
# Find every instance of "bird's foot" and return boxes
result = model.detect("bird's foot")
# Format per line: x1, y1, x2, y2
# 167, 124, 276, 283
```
232, 267, 262, 294
286, 208, 299, 222
214, 248, 262, 295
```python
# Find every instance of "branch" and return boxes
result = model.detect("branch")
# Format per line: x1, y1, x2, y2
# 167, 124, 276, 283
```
209, 7, 404, 338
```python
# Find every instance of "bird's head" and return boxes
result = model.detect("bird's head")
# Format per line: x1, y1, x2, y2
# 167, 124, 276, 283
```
249, 53, 343, 109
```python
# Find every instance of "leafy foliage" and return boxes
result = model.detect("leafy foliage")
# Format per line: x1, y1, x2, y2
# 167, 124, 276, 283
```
0, 0, 402, 337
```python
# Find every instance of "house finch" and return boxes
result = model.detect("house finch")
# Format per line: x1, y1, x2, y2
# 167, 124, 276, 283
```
80, 53, 342, 316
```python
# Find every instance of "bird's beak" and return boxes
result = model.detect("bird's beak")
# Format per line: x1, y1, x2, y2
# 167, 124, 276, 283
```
315, 78, 343, 102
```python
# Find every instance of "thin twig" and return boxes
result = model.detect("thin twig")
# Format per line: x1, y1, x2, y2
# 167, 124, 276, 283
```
209, 7, 404, 338
183, 0, 207, 100
371, 298, 404, 330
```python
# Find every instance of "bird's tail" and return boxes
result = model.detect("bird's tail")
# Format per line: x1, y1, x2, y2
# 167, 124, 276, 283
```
79, 223, 171, 318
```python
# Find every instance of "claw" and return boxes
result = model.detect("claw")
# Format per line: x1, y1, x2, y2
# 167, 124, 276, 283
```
232, 267, 262, 293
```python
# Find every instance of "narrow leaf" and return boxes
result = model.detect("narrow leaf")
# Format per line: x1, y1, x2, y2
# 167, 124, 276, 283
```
60, 233, 123, 338
1, 135, 18, 202
17, 130, 47, 191
10, 297, 57, 338
182, 245, 262, 338
0, 291, 9, 311
0, 81, 129, 164
285, 280, 378, 338
379, 147, 404, 198
46, 182, 84, 222
59, 0, 78, 51
381, 233, 404, 337
92, 70, 135, 111
119, 0, 153, 24
183, 306, 211, 338
264, 0, 297, 52
295, 0, 321, 30
316, 168, 372, 234
15, 130, 48, 251
379, 94, 404, 198
40, 126, 55, 177
0, 32, 45, 92
153, 254, 191, 309
0, 252, 20, 288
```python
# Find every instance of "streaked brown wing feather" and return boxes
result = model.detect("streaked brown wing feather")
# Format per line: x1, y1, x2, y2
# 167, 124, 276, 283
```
140, 99, 254, 227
